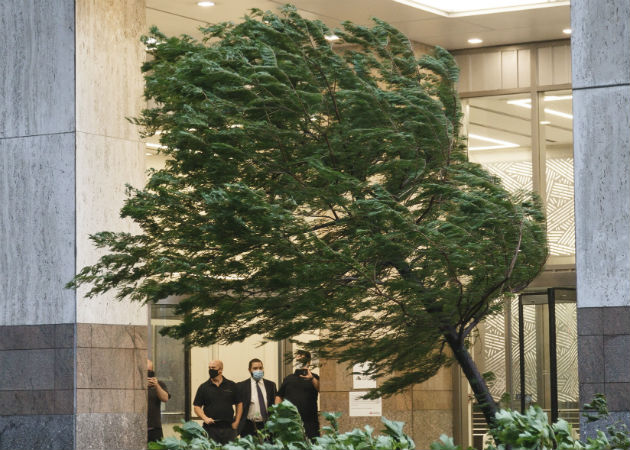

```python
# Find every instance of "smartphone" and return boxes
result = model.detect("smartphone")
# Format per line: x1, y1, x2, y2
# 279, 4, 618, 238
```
148, 370, 155, 378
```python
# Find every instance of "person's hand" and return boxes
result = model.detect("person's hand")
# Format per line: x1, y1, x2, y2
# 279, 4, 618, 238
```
148, 377, 158, 388
231, 420, 238, 430
299, 367, 314, 380
203, 417, 215, 425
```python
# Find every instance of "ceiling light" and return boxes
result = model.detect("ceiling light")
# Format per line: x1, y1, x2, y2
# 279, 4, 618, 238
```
145, 152, 153, 156
540, 121, 551, 125
468, 38, 483, 44
544, 108, 572, 119
507, 98, 532, 108
507, 98, 572, 119
146, 143, 167, 149
468, 133, 520, 151
325, 34, 340, 41
544, 94, 572, 101
392, 0, 569, 17
563, 28, 572, 34
197, 1, 215, 6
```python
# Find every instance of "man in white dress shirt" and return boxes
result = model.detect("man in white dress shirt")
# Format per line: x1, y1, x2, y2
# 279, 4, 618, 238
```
236, 358, 277, 437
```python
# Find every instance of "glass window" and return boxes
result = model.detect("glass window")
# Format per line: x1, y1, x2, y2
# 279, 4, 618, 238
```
151, 305, 186, 437
464, 93, 534, 194
540, 90, 575, 265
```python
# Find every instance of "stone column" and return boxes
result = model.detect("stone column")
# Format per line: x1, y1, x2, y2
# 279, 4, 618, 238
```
572, 0, 630, 436
0, 1, 148, 449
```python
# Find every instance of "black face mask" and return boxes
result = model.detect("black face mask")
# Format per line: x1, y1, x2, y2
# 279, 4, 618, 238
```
209, 369, 220, 379
148, 370, 155, 378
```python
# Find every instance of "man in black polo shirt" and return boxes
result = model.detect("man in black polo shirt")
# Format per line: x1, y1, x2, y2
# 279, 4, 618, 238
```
275, 350, 320, 440
193, 360, 242, 444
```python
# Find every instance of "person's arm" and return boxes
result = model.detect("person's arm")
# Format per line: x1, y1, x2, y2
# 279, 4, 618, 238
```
154, 381, 170, 402
300, 368, 320, 392
275, 378, 286, 404
311, 375, 320, 392
233, 402, 242, 430
194, 405, 214, 424
269, 381, 278, 407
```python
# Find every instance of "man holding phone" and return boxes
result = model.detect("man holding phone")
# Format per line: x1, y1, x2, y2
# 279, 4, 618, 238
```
147, 359, 170, 443
275, 350, 320, 439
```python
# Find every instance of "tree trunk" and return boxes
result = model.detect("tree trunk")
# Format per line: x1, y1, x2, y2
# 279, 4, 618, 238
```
443, 328, 499, 428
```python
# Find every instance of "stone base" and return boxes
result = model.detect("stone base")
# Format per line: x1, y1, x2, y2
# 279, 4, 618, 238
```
579, 306, 630, 439
0, 324, 147, 450
0, 415, 74, 450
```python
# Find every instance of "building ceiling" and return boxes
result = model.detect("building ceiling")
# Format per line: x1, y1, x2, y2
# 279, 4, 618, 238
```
146, 0, 571, 50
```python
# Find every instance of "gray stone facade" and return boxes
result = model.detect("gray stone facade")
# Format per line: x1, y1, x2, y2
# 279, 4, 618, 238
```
0, 1, 148, 449
573, 0, 630, 436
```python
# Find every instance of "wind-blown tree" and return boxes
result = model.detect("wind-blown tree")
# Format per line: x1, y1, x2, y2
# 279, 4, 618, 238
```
69, 6, 547, 428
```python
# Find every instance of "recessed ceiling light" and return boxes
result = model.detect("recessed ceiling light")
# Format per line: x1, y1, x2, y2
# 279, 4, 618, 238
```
540, 121, 551, 125
325, 34, 340, 41
197, 1, 215, 7
468, 38, 483, 44
468, 133, 519, 151
392, 0, 570, 17
563, 28, 572, 34
146, 143, 167, 149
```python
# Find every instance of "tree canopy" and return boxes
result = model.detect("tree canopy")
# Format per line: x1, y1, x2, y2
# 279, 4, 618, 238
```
70, 6, 547, 426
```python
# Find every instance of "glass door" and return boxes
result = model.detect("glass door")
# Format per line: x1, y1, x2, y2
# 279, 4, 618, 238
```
518, 288, 578, 429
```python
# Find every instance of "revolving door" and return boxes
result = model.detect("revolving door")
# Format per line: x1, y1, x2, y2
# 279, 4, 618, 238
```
518, 288, 578, 426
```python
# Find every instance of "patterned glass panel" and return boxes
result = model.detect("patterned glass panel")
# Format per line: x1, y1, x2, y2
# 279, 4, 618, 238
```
483, 312, 507, 401
542, 90, 574, 258
522, 304, 538, 404
555, 302, 578, 404
546, 158, 574, 256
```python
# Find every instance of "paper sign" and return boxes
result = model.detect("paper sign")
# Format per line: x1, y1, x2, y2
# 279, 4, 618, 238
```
352, 362, 376, 389
349, 391, 382, 417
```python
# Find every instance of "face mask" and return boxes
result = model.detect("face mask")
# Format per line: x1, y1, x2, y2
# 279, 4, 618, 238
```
147, 370, 155, 378
252, 370, 264, 381
209, 369, 220, 379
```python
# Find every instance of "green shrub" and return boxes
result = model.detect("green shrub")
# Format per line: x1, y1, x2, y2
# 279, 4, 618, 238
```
149, 400, 415, 450
430, 395, 630, 450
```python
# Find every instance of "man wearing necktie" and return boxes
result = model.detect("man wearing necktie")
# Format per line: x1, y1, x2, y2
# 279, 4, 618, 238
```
236, 358, 278, 437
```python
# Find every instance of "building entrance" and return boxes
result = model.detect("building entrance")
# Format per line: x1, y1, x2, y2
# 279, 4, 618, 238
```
518, 288, 578, 426
469, 287, 577, 449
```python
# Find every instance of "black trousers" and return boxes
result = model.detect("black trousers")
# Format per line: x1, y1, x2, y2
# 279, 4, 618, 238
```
240, 419, 265, 437
147, 427, 163, 443
204, 425, 236, 444
304, 421, 320, 440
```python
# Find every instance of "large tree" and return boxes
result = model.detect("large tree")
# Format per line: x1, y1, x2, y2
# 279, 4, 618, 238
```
70, 6, 547, 427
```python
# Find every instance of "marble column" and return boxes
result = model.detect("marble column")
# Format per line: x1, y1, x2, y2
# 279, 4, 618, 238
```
572, 0, 630, 436
0, 1, 148, 449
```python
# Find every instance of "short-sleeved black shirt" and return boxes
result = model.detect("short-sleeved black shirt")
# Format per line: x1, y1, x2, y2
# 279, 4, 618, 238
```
148, 380, 170, 429
277, 371, 320, 423
193, 377, 239, 424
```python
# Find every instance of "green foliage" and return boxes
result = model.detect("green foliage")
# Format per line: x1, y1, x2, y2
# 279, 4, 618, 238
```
431, 395, 630, 450
69, 5, 547, 418
582, 393, 630, 450
149, 400, 414, 450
